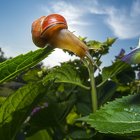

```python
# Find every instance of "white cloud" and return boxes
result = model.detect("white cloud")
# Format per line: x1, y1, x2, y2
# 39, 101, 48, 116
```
41, 0, 140, 39
43, 49, 77, 67
40, 1, 89, 27
105, 1, 140, 39
40, 1, 88, 67
38, 0, 140, 66
87, 0, 140, 39
0, 43, 19, 57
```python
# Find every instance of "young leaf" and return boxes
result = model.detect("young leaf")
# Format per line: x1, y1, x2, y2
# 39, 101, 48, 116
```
43, 64, 90, 90
102, 61, 130, 82
87, 38, 116, 54
0, 46, 53, 84
105, 37, 117, 46
80, 94, 140, 136
0, 82, 47, 140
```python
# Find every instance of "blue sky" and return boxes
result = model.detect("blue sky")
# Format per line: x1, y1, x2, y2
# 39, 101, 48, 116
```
0, 0, 140, 67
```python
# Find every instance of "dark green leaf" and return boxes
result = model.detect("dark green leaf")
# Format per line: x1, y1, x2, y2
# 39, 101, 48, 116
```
80, 94, 140, 136
97, 81, 117, 106
102, 61, 130, 82
76, 88, 92, 115
31, 100, 75, 125
29, 96, 76, 130
69, 129, 95, 139
0, 46, 53, 83
43, 64, 89, 90
0, 82, 47, 140
26, 129, 52, 140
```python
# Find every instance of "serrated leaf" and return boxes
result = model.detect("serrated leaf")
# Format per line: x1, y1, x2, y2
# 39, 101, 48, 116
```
43, 64, 89, 90
80, 94, 140, 136
0, 82, 47, 140
87, 38, 116, 54
102, 61, 130, 82
105, 38, 117, 46
87, 40, 103, 51
0, 46, 53, 84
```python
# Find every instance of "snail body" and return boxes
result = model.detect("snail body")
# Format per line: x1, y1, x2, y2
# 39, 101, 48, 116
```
31, 14, 89, 58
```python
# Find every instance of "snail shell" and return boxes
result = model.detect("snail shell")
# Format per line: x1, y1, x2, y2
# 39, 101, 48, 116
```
31, 14, 89, 58
31, 14, 68, 48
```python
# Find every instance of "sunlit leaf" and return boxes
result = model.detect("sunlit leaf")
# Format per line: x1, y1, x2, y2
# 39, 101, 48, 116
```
0, 46, 53, 83
87, 38, 116, 54
80, 94, 140, 136
43, 64, 90, 90
105, 37, 117, 46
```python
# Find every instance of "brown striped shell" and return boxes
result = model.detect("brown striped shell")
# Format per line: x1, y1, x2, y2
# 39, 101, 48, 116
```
31, 14, 68, 48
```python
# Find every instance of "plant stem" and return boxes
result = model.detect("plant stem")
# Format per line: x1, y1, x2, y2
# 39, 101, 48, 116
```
87, 61, 98, 113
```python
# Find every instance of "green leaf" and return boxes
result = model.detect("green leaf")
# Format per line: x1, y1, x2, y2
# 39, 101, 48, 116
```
0, 96, 6, 106
0, 46, 53, 84
26, 129, 52, 140
29, 98, 75, 127
43, 64, 90, 90
87, 37, 116, 54
28, 93, 76, 136
102, 61, 130, 82
0, 82, 47, 140
97, 81, 117, 106
87, 40, 103, 51
23, 69, 41, 82
105, 38, 117, 46
76, 88, 92, 115
80, 94, 140, 136
69, 129, 95, 139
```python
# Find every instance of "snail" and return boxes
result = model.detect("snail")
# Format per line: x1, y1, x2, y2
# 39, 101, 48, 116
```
31, 14, 91, 59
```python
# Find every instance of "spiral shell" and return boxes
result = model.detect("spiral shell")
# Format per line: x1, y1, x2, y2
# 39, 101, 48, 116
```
31, 14, 68, 48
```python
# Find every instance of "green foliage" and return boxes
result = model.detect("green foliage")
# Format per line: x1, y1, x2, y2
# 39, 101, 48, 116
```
102, 61, 131, 82
0, 46, 53, 83
0, 37, 140, 140
97, 81, 117, 105
87, 37, 117, 55
26, 130, 52, 140
0, 82, 47, 140
80, 94, 140, 136
43, 63, 90, 90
